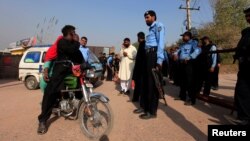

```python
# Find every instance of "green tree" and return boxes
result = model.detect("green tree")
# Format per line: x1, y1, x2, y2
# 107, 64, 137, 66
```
213, 0, 249, 29
198, 0, 250, 49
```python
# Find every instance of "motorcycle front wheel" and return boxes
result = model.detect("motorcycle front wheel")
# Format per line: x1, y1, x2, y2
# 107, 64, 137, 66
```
79, 97, 113, 140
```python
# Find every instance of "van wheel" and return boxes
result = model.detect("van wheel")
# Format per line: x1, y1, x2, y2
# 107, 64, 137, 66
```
25, 76, 39, 90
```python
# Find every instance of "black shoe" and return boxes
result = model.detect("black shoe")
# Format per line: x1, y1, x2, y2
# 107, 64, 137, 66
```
224, 115, 241, 125
174, 97, 185, 101
184, 101, 195, 106
232, 119, 249, 125
211, 86, 218, 90
120, 90, 124, 94
203, 92, 210, 96
125, 90, 130, 95
37, 122, 47, 135
225, 115, 250, 125
139, 113, 157, 120
133, 108, 144, 114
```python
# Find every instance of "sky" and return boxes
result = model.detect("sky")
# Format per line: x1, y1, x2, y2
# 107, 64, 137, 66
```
0, 0, 213, 51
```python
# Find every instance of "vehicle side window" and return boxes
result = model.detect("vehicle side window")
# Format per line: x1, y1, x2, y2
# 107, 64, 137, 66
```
24, 52, 41, 63
42, 52, 46, 63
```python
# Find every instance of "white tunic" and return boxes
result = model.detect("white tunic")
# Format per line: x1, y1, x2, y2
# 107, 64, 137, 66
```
118, 45, 137, 81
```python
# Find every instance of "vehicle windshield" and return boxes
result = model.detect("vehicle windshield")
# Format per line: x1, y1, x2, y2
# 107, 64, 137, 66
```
88, 50, 100, 64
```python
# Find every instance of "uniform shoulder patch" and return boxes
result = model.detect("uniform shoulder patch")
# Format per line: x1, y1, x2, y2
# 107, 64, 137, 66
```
158, 26, 162, 32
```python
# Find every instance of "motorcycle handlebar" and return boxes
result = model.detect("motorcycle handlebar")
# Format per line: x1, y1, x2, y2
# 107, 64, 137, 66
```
55, 60, 92, 70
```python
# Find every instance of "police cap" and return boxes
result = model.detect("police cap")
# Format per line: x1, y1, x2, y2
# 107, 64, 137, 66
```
144, 10, 157, 17
180, 31, 192, 38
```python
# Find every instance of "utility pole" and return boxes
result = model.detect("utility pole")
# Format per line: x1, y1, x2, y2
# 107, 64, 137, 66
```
179, 0, 200, 30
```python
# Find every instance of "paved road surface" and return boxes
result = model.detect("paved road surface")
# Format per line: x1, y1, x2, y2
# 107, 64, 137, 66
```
0, 74, 237, 141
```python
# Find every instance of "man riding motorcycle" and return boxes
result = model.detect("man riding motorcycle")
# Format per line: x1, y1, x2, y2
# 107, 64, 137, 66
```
37, 25, 90, 134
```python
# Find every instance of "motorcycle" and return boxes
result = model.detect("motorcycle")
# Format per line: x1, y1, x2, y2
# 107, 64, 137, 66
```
52, 60, 113, 140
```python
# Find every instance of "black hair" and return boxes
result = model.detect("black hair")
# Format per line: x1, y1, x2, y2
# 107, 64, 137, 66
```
61, 25, 75, 37
81, 36, 88, 41
137, 32, 145, 39
74, 34, 79, 40
124, 38, 130, 42
244, 7, 250, 13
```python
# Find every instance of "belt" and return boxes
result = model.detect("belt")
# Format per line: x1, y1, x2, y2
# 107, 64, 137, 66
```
55, 60, 72, 64
145, 47, 157, 53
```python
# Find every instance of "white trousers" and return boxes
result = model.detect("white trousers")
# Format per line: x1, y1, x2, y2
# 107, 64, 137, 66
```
120, 80, 130, 92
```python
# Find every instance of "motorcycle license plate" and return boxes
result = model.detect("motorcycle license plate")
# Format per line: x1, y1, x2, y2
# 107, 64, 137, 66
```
86, 83, 93, 88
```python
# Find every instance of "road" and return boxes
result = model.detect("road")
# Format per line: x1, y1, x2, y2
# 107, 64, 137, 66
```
0, 74, 237, 141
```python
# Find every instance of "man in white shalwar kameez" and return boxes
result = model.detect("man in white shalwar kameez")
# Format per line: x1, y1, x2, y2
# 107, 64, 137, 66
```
118, 38, 137, 94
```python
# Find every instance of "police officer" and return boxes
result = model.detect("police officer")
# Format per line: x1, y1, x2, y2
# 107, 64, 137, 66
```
232, 6, 250, 125
106, 53, 114, 81
211, 53, 222, 90
200, 36, 217, 96
99, 53, 107, 80
139, 10, 166, 119
211, 52, 221, 90
174, 31, 201, 105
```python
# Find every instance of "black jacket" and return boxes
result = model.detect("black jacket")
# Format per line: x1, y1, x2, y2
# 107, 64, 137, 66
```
235, 27, 250, 73
57, 38, 84, 64
235, 27, 250, 61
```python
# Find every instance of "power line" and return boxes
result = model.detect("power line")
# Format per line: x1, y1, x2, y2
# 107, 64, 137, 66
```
192, 0, 198, 8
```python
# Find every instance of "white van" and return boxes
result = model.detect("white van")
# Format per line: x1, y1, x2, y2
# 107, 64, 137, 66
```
19, 46, 49, 90
19, 46, 103, 90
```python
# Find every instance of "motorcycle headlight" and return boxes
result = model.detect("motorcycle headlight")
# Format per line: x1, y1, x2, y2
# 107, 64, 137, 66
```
86, 69, 95, 78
